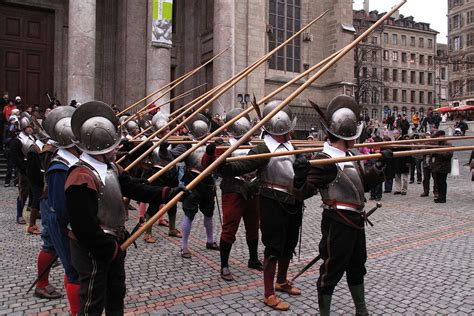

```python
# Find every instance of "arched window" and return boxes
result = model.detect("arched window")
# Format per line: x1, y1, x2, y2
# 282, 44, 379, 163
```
371, 108, 378, 119
383, 106, 391, 118
419, 107, 425, 118
402, 106, 407, 115
410, 107, 416, 117
393, 106, 399, 116
362, 108, 369, 117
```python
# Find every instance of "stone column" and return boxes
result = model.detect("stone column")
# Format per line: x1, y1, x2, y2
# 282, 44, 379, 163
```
213, 0, 235, 115
67, 0, 96, 103
146, 0, 171, 114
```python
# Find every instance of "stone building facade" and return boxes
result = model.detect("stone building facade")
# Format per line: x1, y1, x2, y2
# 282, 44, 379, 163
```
447, 0, 474, 106
0, 0, 356, 135
354, 6, 438, 120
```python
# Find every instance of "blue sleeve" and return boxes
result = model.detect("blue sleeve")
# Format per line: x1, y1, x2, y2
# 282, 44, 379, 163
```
47, 169, 68, 224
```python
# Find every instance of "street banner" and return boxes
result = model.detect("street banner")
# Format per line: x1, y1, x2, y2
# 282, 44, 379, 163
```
152, 0, 173, 48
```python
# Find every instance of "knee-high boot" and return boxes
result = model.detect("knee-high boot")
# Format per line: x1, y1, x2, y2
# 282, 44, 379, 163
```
349, 283, 369, 316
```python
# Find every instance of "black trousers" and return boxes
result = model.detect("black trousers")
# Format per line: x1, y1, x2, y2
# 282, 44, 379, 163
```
317, 213, 367, 295
422, 167, 438, 196
70, 238, 126, 316
434, 172, 448, 200
260, 196, 302, 259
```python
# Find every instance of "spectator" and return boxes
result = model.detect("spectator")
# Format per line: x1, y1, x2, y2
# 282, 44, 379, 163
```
386, 114, 395, 131
0, 92, 8, 150
431, 131, 452, 203
4, 113, 19, 187
399, 115, 410, 136
14, 96, 23, 111
382, 135, 395, 193
3, 100, 17, 147
412, 112, 420, 131
111, 103, 120, 114
432, 113, 441, 129
392, 131, 410, 195
456, 118, 468, 136
368, 136, 383, 201
409, 134, 423, 184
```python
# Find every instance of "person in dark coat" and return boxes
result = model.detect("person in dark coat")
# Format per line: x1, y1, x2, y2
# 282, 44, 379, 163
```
431, 130, 452, 203
392, 131, 410, 195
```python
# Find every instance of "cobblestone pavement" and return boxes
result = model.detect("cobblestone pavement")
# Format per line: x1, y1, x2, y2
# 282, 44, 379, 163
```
0, 139, 472, 315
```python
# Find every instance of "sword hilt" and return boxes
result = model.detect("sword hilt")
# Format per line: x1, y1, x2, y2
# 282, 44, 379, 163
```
364, 202, 382, 227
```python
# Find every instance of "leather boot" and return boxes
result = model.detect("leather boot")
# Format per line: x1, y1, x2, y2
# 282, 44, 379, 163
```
318, 293, 332, 316
349, 284, 369, 316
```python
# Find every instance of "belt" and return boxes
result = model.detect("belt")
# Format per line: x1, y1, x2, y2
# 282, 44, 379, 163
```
260, 181, 292, 194
322, 199, 364, 213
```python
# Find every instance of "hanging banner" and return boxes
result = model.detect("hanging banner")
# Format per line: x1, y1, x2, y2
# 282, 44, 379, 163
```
152, 0, 173, 48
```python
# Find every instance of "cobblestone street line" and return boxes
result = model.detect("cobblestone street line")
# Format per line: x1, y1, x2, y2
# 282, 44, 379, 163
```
0, 144, 472, 315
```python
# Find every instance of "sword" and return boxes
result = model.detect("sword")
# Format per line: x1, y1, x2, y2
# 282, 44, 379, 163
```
27, 255, 59, 294
291, 202, 383, 283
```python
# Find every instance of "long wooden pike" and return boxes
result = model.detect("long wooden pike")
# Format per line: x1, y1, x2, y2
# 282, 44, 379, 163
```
121, 82, 208, 126
309, 146, 474, 167
225, 135, 474, 162
124, 10, 330, 172
117, 46, 230, 116
120, 3, 406, 250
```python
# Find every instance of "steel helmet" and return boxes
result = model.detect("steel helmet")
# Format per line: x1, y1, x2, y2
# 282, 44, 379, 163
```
125, 120, 140, 133
43, 106, 76, 148
225, 108, 251, 138
322, 95, 364, 141
151, 112, 169, 132
71, 101, 122, 155
185, 113, 210, 140
262, 100, 297, 135
19, 116, 32, 130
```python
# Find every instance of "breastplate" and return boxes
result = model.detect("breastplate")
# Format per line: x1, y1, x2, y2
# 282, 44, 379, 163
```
96, 165, 127, 232
185, 145, 205, 172
19, 134, 35, 157
319, 162, 366, 212
231, 148, 257, 182
260, 153, 295, 193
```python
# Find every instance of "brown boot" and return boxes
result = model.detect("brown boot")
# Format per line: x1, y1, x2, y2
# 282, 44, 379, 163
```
275, 280, 301, 295
27, 225, 41, 235
264, 295, 289, 311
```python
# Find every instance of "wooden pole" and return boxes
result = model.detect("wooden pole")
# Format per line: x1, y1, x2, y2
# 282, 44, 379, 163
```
309, 145, 474, 166
124, 10, 330, 172
121, 82, 208, 126
116, 46, 230, 116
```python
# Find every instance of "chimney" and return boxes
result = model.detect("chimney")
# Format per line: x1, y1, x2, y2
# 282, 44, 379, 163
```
363, 0, 369, 13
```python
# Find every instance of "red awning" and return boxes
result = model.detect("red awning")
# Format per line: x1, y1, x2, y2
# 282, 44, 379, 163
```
454, 105, 474, 111
432, 106, 452, 113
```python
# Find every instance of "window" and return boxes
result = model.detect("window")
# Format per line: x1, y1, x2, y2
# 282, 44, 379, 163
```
468, 33, 474, 47
410, 53, 416, 63
428, 92, 433, 104
371, 90, 378, 104
402, 107, 407, 115
428, 39, 433, 48
392, 34, 398, 45
392, 69, 398, 82
401, 35, 407, 46
410, 36, 416, 46
383, 50, 389, 61
419, 107, 424, 117
361, 92, 368, 103
402, 90, 407, 102
371, 36, 378, 45
402, 70, 407, 82
468, 10, 474, 24
453, 62, 460, 72
393, 106, 399, 116
468, 55, 474, 70
441, 67, 446, 80
372, 50, 377, 62
372, 67, 378, 78
411, 71, 416, 84
428, 56, 433, 65
393, 51, 398, 62
419, 38, 424, 48
384, 32, 389, 44
384, 88, 389, 101
402, 52, 407, 62
410, 107, 416, 117
468, 80, 474, 93
419, 54, 425, 65
393, 89, 398, 102
428, 72, 433, 85
384, 68, 389, 81
451, 14, 461, 30
268, 0, 302, 72
410, 91, 416, 103
453, 36, 463, 51
371, 109, 378, 119
419, 72, 425, 85
419, 91, 425, 104
362, 51, 367, 61
362, 67, 368, 78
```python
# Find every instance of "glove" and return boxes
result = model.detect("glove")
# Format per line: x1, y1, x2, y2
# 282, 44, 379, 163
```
376, 149, 393, 168
293, 156, 311, 179
159, 140, 169, 152
214, 138, 224, 145
206, 143, 216, 155
164, 185, 189, 202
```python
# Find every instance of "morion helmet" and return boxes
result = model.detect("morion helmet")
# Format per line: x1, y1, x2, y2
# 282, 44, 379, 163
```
322, 95, 363, 141
262, 100, 297, 135
43, 106, 76, 148
225, 108, 251, 138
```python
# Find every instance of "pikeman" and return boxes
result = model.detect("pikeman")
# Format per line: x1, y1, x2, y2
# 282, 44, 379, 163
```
180, 113, 219, 259
65, 101, 185, 314
37, 106, 81, 309
9, 116, 38, 230
292, 95, 393, 315
142, 112, 188, 243
201, 108, 263, 281
217, 101, 302, 311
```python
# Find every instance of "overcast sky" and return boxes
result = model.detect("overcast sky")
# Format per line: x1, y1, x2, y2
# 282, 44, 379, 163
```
353, 0, 448, 43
